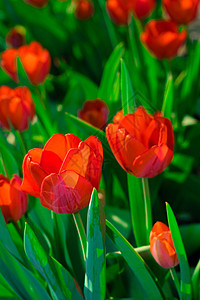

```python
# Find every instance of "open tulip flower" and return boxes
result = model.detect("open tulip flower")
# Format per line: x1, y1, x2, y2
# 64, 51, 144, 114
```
163, 0, 199, 25
78, 98, 109, 129
0, 86, 35, 132
106, 107, 174, 178
24, 0, 48, 8
1, 41, 51, 85
75, 0, 94, 20
150, 222, 179, 269
21, 134, 103, 214
0, 174, 28, 224
141, 20, 187, 59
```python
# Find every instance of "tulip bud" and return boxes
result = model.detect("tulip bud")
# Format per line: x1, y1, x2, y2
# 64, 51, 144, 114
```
75, 0, 94, 20
150, 222, 179, 269
0, 86, 35, 132
78, 99, 109, 130
163, 0, 199, 25
0, 174, 28, 224
141, 20, 187, 60
6, 26, 26, 49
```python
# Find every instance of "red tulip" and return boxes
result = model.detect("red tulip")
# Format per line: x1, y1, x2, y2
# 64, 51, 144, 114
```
0, 174, 28, 224
78, 99, 109, 129
1, 41, 51, 85
106, 107, 174, 178
75, 0, 94, 20
141, 20, 187, 59
163, 0, 199, 25
6, 26, 26, 49
150, 222, 179, 269
133, 0, 155, 19
106, 0, 155, 25
0, 86, 35, 132
21, 134, 103, 214
106, 0, 131, 25
24, 0, 48, 8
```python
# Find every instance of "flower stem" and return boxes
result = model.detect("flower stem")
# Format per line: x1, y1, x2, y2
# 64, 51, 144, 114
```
72, 212, 87, 262
17, 131, 27, 157
170, 268, 180, 298
142, 178, 152, 241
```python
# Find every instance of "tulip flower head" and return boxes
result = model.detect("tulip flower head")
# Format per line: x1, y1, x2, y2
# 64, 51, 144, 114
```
0, 86, 35, 132
163, 0, 199, 25
21, 134, 103, 214
106, 0, 155, 25
24, 0, 48, 8
78, 99, 109, 130
0, 174, 28, 224
1, 41, 51, 85
106, 107, 174, 178
6, 26, 26, 49
141, 20, 187, 59
150, 222, 179, 269
75, 0, 94, 20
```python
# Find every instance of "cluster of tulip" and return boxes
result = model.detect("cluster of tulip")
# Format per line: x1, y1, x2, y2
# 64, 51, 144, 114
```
0, 0, 199, 297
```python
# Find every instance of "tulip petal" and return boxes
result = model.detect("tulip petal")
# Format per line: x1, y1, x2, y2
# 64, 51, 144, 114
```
44, 133, 81, 161
41, 170, 93, 214
21, 149, 43, 197
154, 114, 174, 150
132, 144, 174, 178
0, 175, 11, 205
60, 141, 102, 189
119, 107, 152, 141
84, 136, 103, 162
40, 150, 63, 174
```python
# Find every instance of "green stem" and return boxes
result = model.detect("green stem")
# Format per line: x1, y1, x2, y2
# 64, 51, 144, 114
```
142, 178, 152, 240
170, 268, 180, 298
17, 131, 27, 156
0, 154, 9, 178
12, 221, 23, 239
72, 212, 87, 262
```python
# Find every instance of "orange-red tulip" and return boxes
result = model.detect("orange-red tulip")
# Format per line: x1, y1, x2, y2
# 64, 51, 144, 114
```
0, 86, 35, 132
150, 222, 179, 269
21, 134, 103, 214
1, 41, 51, 85
75, 0, 94, 20
24, 0, 48, 8
163, 0, 199, 25
78, 99, 109, 129
141, 20, 187, 59
6, 26, 26, 49
106, 107, 174, 178
106, 0, 155, 25
0, 174, 28, 224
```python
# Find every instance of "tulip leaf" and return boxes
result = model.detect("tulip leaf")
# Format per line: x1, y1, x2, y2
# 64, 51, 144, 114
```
84, 189, 106, 300
161, 74, 174, 120
0, 210, 22, 262
0, 136, 19, 178
98, 43, 125, 102
166, 202, 192, 300
192, 259, 200, 300
127, 175, 148, 247
17, 56, 31, 87
24, 223, 83, 300
0, 241, 51, 300
121, 59, 135, 115
106, 220, 164, 299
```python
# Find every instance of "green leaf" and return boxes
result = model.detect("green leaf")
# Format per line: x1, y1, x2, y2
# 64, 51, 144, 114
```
106, 220, 163, 299
161, 74, 174, 119
127, 175, 147, 247
121, 59, 135, 115
0, 135, 19, 178
17, 56, 31, 87
98, 43, 125, 102
24, 223, 83, 300
166, 203, 192, 300
192, 259, 200, 300
0, 241, 50, 300
84, 189, 106, 300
